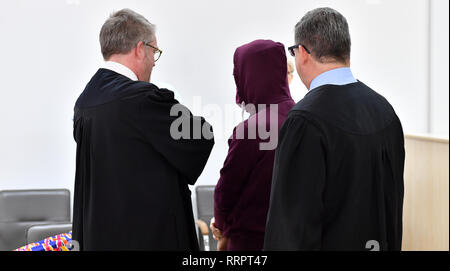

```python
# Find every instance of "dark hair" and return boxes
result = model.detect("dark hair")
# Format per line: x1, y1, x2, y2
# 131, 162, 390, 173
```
295, 7, 351, 64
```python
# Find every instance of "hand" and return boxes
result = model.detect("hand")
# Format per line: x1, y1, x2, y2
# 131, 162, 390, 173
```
217, 236, 229, 251
210, 217, 224, 241
210, 217, 229, 251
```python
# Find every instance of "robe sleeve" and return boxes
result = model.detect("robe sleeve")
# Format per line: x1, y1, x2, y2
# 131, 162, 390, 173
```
264, 113, 327, 250
213, 124, 260, 233
139, 88, 214, 185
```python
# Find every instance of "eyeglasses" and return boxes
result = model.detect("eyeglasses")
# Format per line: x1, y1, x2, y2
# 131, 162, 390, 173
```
144, 42, 163, 62
288, 43, 311, 57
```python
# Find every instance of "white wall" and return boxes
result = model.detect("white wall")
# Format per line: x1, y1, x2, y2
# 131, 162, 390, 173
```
0, 0, 448, 205
430, 0, 449, 137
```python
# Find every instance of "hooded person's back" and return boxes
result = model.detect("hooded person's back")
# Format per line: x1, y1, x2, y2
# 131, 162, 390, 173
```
213, 40, 296, 251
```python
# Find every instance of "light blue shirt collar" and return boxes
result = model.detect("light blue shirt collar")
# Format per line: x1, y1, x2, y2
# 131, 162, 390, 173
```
309, 67, 357, 91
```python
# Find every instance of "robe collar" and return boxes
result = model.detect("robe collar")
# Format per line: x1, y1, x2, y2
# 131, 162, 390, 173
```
102, 61, 138, 81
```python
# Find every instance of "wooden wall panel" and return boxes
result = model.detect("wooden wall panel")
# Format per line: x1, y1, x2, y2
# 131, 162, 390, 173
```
402, 134, 449, 251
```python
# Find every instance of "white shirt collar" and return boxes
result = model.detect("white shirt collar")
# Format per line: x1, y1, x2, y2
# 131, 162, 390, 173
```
102, 61, 138, 81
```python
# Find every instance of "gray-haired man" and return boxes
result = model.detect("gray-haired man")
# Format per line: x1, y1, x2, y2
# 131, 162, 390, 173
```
72, 9, 214, 251
264, 7, 405, 251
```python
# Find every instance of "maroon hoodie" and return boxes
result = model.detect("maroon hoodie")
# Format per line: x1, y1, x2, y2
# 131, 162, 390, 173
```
214, 40, 295, 250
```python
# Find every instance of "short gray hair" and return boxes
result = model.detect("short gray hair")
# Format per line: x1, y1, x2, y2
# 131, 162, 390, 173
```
100, 9, 156, 60
295, 7, 351, 64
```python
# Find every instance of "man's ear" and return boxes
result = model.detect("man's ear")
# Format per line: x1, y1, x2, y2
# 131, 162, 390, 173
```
299, 45, 309, 65
135, 41, 145, 60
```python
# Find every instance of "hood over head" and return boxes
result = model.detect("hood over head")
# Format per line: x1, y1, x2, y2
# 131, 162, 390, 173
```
233, 40, 292, 108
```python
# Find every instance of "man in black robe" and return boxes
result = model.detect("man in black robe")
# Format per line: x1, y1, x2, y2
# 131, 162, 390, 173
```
72, 9, 214, 251
264, 8, 405, 251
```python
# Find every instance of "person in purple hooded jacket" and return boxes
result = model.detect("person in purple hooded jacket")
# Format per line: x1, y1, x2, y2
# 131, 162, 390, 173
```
210, 40, 296, 251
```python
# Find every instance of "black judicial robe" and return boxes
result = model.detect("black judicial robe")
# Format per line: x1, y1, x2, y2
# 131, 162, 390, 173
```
264, 81, 405, 251
72, 69, 214, 251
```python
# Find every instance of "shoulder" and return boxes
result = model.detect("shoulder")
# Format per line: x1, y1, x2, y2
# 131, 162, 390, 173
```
138, 83, 182, 114
289, 81, 398, 134
292, 81, 393, 112
76, 69, 177, 108
143, 84, 177, 103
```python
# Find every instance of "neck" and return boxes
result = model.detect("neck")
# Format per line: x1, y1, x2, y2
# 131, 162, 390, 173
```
306, 62, 350, 90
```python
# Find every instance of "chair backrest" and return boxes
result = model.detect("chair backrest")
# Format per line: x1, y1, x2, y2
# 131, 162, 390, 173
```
0, 189, 71, 251
195, 185, 217, 251
26, 223, 73, 244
